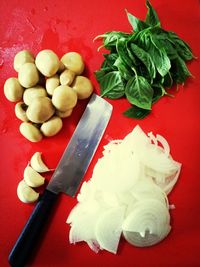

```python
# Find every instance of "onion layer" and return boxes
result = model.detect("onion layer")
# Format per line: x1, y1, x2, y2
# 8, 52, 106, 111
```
122, 199, 171, 247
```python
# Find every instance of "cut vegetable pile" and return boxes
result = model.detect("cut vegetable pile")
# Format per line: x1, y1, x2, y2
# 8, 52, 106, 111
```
94, 0, 195, 119
17, 152, 52, 203
66, 125, 181, 253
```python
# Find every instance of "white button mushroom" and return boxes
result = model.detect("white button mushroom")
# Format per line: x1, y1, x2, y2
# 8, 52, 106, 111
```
13, 50, 35, 72
26, 97, 55, 123
35, 49, 60, 77
72, 76, 93, 99
15, 102, 28, 122
18, 62, 39, 88
46, 74, 60, 96
19, 122, 43, 142
40, 116, 63, 137
23, 86, 47, 105
61, 52, 85, 75
4, 77, 24, 102
60, 69, 76, 86
52, 85, 78, 111
56, 108, 73, 118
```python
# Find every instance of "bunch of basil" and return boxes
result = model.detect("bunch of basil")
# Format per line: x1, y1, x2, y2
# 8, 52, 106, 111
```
94, 0, 194, 119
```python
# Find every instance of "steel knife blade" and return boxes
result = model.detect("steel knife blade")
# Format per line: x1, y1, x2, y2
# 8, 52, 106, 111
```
47, 93, 113, 196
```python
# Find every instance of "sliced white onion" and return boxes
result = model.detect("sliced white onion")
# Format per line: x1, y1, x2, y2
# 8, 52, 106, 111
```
76, 180, 96, 203
69, 201, 102, 243
138, 143, 178, 175
161, 162, 182, 194
130, 177, 169, 208
66, 125, 181, 253
148, 131, 158, 146
122, 199, 171, 247
95, 207, 125, 254
92, 142, 141, 193
87, 240, 101, 253
123, 227, 171, 248
147, 132, 170, 157
156, 134, 170, 156
122, 125, 151, 153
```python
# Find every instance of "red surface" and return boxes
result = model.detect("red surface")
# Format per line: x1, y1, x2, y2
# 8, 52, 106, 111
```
0, 0, 200, 266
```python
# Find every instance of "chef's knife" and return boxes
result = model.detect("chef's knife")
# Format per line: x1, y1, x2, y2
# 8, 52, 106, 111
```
8, 93, 112, 267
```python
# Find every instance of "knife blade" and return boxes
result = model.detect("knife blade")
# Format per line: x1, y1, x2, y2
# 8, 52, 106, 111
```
8, 93, 112, 267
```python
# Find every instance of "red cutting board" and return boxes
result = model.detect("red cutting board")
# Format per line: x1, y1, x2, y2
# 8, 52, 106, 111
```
0, 0, 200, 266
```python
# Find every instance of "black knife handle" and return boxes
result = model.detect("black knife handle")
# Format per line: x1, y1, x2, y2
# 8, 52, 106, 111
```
8, 189, 59, 267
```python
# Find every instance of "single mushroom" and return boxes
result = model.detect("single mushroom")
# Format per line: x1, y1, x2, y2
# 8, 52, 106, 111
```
26, 97, 55, 123
61, 52, 85, 75
23, 86, 47, 105
46, 74, 60, 96
40, 116, 63, 137
52, 85, 78, 112
13, 50, 35, 72
18, 62, 39, 88
4, 77, 24, 102
15, 102, 28, 122
60, 69, 76, 86
19, 122, 43, 142
35, 49, 60, 77
72, 76, 93, 99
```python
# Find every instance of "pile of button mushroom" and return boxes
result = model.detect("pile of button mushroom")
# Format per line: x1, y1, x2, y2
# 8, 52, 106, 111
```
4, 49, 94, 142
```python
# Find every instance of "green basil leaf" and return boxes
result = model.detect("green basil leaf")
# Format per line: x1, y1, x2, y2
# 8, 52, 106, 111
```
152, 84, 166, 103
150, 32, 178, 60
149, 39, 171, 77
162, 72, 173, 88
116, 38, 135, 68
136, 64, 150, 81
102, 31, 129, 50
130, 43, 156, 80
102, 53, 118, 68
124, 105, 151, 119
99, 71, 125, 99
171, 56, 192, 84
114, 57, 134, 80
145, 0, 161, 27
95, 55, 117, 80
167, 31, 194, 61
103, 53, 118, 62
126, 9, 149, 32
125, 36, 139, 65
125, 75, 153, 110
95, 67, 114, 81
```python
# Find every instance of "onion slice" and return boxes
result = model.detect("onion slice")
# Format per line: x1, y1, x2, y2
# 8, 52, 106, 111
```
122, 199, 171, 247
95, 207, 125, 254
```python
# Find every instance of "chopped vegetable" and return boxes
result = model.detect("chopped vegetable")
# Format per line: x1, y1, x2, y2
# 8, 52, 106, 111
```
30, 152, 51, 173
94, 0, 195, 119
66, 125, 181, 253
24, 165, 45, 188
123, 199, 171, 247
17, 180, 39, 203
95, 207, 125, 253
